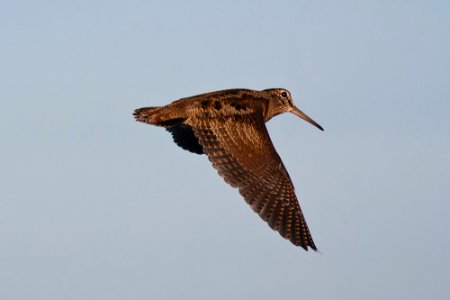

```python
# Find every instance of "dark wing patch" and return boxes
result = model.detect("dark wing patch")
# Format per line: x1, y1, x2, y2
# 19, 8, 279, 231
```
166, 125, 204, 155
188, 115, 317, 251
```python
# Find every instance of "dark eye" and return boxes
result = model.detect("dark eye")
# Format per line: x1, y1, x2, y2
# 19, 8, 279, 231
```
281, 91, 288, 98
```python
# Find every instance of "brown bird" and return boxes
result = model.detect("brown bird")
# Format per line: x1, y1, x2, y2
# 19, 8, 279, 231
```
133, 88, 323, 251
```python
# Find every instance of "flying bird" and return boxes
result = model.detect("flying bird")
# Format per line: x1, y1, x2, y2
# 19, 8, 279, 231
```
133, 88, 323, 251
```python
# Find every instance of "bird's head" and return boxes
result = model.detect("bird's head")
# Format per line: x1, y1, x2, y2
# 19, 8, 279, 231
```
263, 88, 324, 131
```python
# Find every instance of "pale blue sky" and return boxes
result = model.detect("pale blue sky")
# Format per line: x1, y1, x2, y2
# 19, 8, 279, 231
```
1, 1, 449, 299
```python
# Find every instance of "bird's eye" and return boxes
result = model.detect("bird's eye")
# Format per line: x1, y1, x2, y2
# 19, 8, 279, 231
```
281, 91, 288, 98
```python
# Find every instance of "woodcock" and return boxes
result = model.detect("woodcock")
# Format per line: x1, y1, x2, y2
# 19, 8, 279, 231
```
133, 88, 323, 251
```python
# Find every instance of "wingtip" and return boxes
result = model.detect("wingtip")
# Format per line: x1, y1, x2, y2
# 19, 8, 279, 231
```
299, 241, 319, 252
309, 244, 319, 252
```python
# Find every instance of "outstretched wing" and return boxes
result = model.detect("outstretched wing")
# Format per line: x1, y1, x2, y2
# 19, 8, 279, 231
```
187, 114, 317, 250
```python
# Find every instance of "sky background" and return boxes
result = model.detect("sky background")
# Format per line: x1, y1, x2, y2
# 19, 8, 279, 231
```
1, 1, 449, 299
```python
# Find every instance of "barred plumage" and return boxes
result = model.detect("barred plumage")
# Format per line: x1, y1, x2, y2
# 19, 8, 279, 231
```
133, 88, 323, 251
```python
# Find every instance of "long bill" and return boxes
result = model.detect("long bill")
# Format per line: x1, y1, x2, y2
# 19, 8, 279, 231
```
291, 106, 324, 131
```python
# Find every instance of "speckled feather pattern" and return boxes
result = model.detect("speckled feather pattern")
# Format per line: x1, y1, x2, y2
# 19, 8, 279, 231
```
133, 88, 320, 251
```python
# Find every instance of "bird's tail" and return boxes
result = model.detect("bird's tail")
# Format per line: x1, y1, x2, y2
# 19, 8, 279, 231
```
133, 106, 162, 124
133, 106, 185, 127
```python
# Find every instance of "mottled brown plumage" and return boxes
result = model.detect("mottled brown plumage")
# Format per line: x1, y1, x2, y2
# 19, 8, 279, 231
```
133, 88, 323, 251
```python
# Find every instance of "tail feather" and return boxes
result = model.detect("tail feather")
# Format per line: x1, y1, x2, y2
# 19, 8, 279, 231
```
133, 106, 163, 125
133, 106, 185, 127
